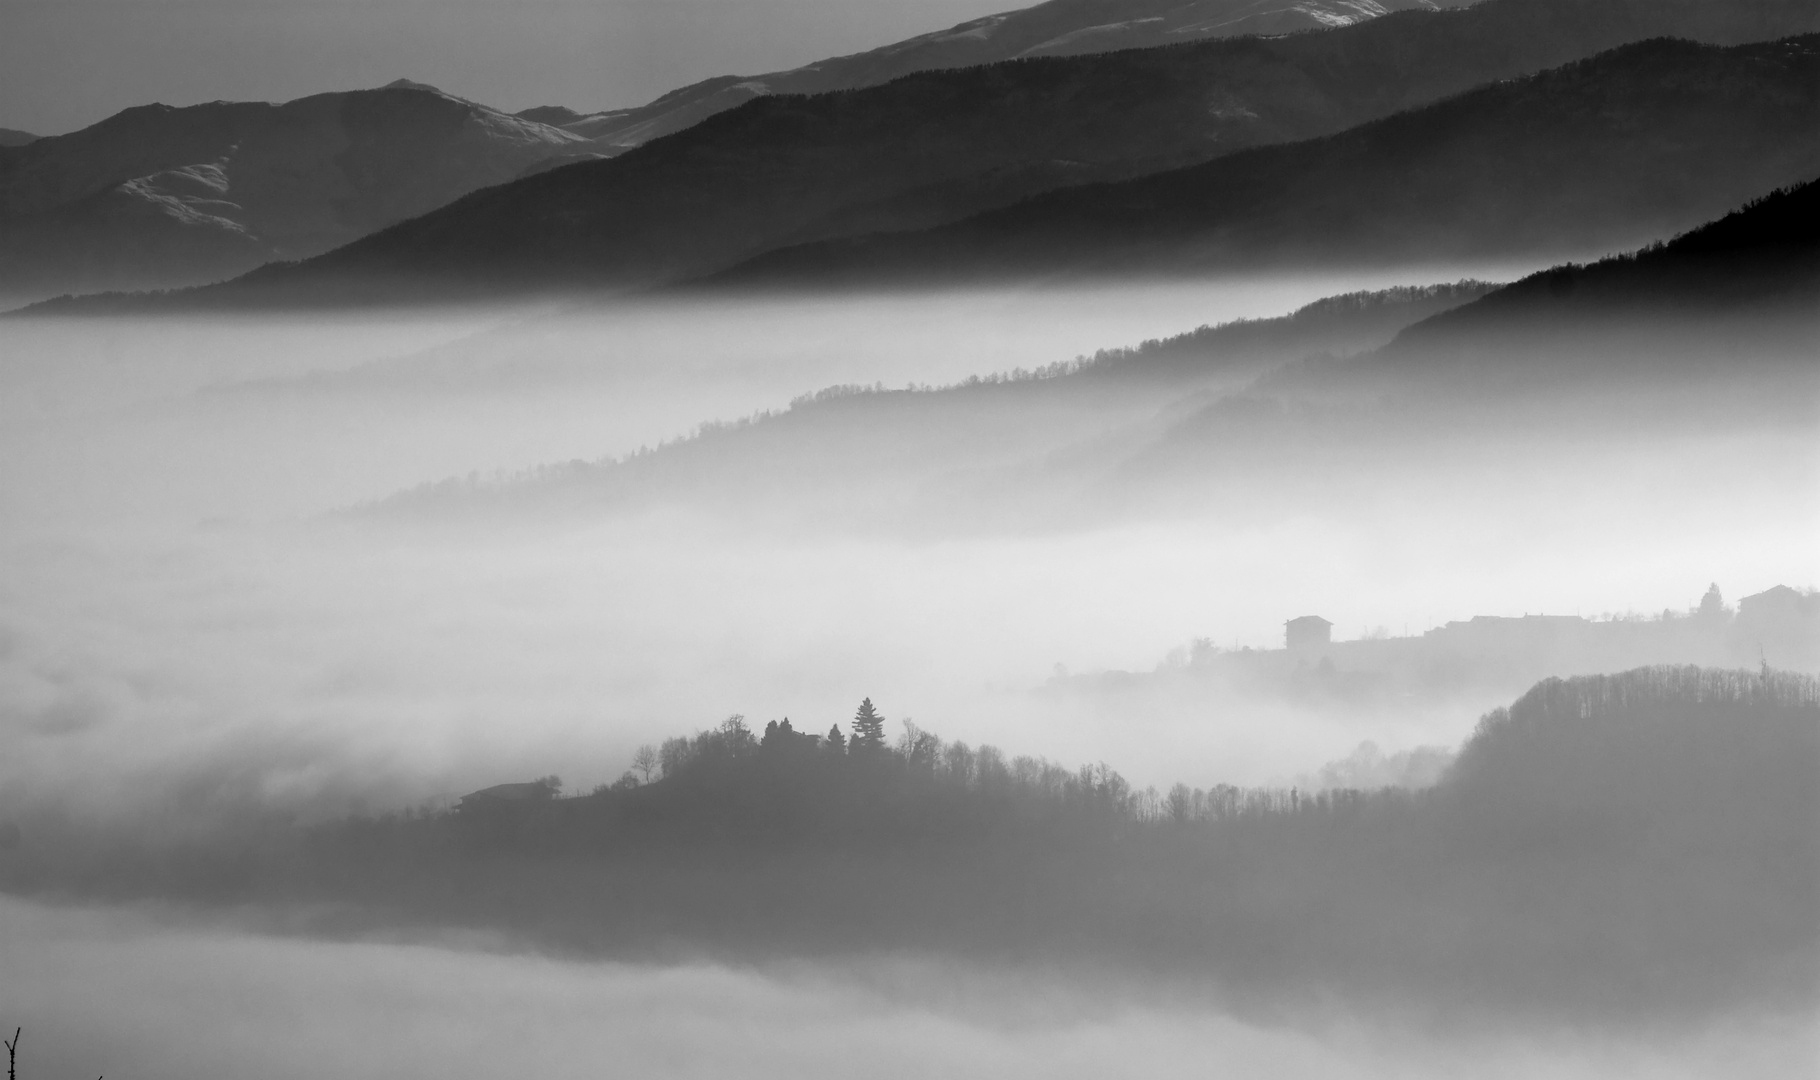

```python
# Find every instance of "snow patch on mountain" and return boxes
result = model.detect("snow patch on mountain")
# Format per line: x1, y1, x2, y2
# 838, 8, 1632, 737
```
878, 14, 1012, 56
1019, 18, 1167, 57
1304, 1, 1391, 28
117, 161, 250, 234
472, 108, 589, 148
1170, 0, 1393, 35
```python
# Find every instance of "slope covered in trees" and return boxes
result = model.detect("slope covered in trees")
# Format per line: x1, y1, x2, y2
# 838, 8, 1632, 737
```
1396, 174, 1820, 334
0, 667, 1812, 1019
370, 282, 1491, 525
1298, 174, 1820, 399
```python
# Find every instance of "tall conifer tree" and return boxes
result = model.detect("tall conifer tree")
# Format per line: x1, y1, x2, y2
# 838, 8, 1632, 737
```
851, 698, 886, 753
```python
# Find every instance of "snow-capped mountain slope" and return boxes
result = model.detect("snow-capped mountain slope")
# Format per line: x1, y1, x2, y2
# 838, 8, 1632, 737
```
0, 81, 588, 299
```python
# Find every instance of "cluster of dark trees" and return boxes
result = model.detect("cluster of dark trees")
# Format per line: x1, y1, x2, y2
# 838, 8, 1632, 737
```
584, 697, 1345, 843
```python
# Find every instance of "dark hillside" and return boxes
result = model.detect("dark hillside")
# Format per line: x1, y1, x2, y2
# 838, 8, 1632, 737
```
1121, 181, 1820, 497
1400, 174, 1820, 333
1334, 174, 1820, 395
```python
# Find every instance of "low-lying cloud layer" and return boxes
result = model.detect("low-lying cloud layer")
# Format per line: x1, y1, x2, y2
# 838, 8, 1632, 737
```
2, 897, 1814, 1080
1, 279, 1813, 834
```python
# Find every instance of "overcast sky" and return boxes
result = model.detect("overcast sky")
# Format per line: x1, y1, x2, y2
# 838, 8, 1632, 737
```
0, 0, 997, 135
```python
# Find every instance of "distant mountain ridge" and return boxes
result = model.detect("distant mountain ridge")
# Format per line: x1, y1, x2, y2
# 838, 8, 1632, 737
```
712, 35, 1820, 287
73, 0, 1820, 310
0, 81, 588, 298
519, 0, 1479, 155
0, 0, 1477, 301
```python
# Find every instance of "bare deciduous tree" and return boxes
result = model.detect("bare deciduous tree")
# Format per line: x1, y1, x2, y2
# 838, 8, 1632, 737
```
7, 1026, 103, 1080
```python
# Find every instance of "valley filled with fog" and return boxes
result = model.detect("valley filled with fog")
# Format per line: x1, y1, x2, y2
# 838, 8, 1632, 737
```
5, 269, 1810, 811
2, 268, 1816, 1077
5, 0, 1819, 1074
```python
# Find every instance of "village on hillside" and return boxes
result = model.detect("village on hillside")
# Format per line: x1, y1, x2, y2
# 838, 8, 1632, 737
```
1175, 584, 1820, 700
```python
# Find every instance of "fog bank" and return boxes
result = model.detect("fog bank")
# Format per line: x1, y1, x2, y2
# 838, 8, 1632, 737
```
0, 276, 1813, 832
2, 898, 1812, 1080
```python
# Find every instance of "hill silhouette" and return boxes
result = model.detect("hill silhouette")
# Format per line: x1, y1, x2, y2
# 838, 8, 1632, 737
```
1101, 173, 1820, 512
1309, 172, 1820, 398
66, 0, 1820, 309
1399, 173, 1820, 333
714, 35, 1820, 288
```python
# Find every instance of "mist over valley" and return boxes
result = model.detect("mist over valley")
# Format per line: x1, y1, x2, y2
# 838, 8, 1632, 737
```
1, 0, 1816, 1075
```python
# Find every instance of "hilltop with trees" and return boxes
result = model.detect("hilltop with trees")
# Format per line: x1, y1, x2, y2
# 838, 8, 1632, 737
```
1, 666, 1811, 1020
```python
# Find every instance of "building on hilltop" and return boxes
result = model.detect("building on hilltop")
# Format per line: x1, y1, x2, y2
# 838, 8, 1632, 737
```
1738, 585, 1820, 623
1285, 615, 1332, 651
1736, 586, 1820, 668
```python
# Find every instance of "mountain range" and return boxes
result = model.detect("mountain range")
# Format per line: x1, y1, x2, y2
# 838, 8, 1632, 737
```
12, 0, 1820, 308
2, 0, 1467, 301
712, 35, 1820, 287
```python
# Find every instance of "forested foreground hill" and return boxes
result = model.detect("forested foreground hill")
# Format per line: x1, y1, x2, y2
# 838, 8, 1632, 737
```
2, 667, 1813, 1019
